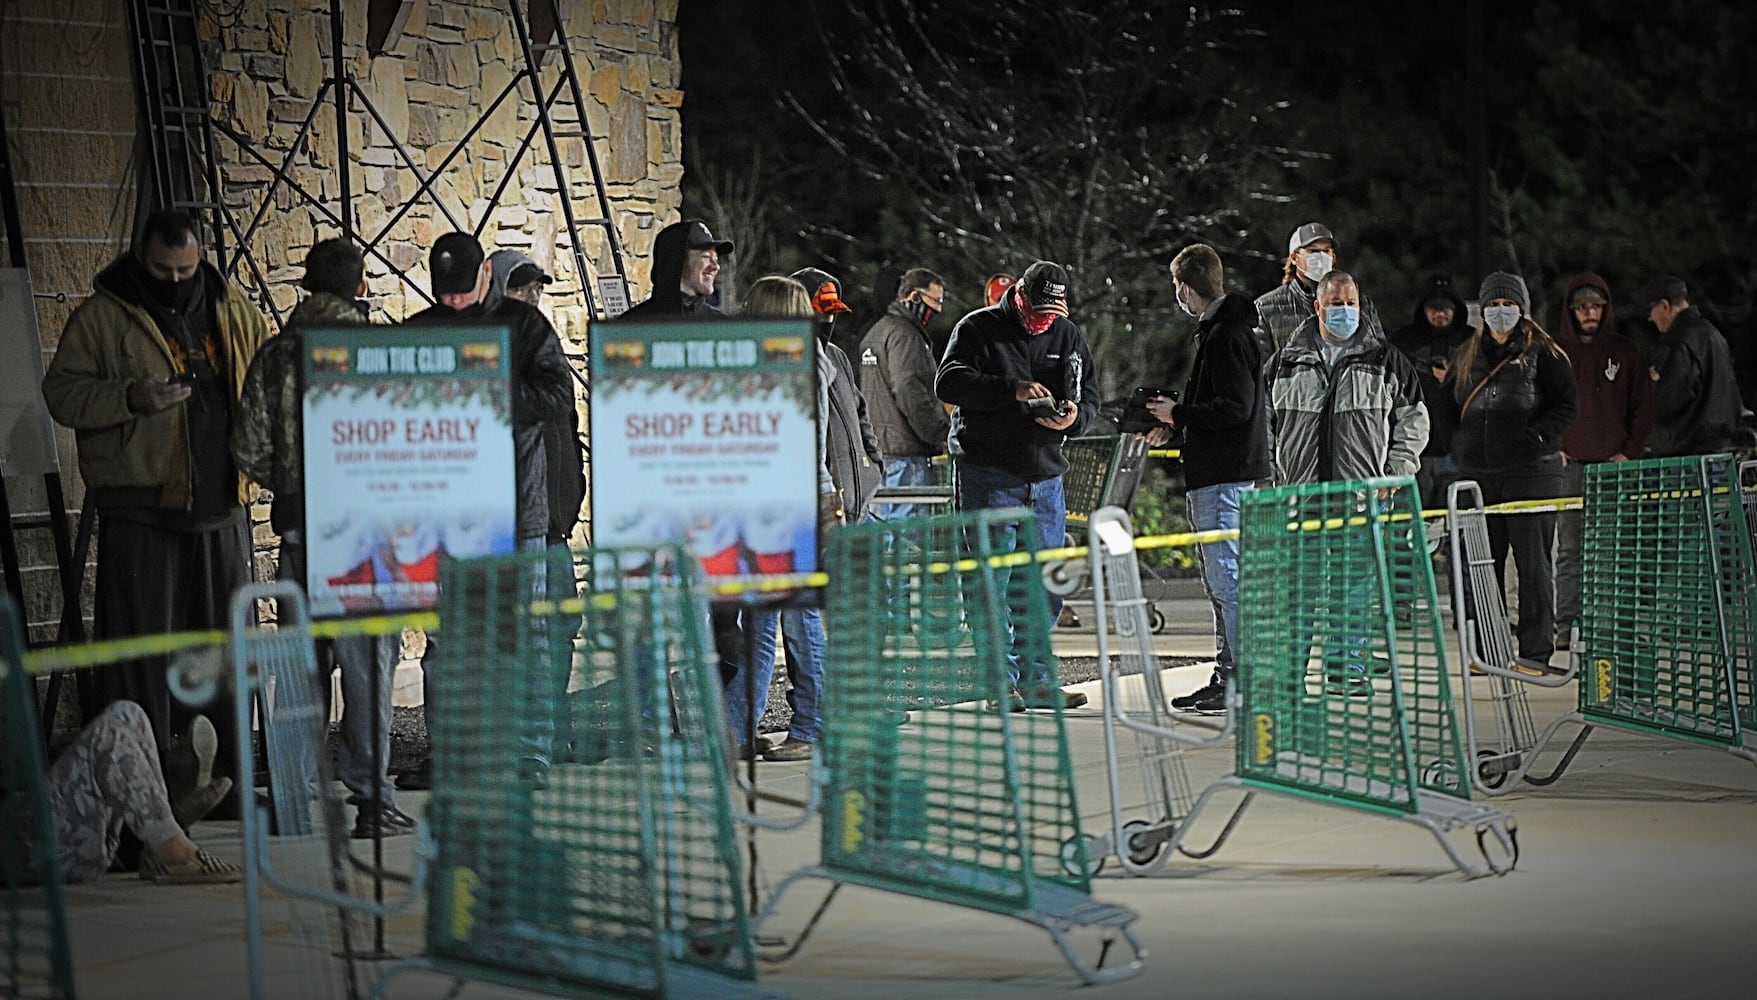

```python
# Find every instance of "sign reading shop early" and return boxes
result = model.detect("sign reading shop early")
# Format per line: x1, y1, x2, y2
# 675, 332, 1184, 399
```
589, 319, 819, 603
300, 325, 515, 618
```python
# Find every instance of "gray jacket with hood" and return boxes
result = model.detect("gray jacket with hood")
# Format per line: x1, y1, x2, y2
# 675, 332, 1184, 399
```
1265, 309, 1429, 485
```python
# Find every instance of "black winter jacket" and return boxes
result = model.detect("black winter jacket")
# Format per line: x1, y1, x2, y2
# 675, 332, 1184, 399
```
935, 299, 1100, 479
1388, 280, 1472, 458
1648, 308, 1744, 457
404, 299, 575, 540
1173, 294, 1270, 491
1445, 327, 1578, 475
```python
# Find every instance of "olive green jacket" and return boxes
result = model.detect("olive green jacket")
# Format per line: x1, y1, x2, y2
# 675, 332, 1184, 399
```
41, 260, 273, 509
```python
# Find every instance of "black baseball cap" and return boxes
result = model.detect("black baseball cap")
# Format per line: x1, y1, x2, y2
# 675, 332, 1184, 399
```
1019, 260, 1070, 309
431, 232, 485, 296
1644, 276, 1688, 306
508, 262, 552, 287
684, 220, 735, 256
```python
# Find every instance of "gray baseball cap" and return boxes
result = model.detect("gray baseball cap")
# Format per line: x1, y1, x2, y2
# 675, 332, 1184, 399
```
1287, 222, 1337, 256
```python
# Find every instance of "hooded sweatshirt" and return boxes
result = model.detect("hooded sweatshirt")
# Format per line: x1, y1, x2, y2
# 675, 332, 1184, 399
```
1553, 273, 1653, 462
619, 219, 724, 321
482, 249, 586, 541
1388, 275, 1472, 458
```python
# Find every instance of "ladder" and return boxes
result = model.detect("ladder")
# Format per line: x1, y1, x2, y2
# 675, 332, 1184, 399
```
125, 0, 283, 323
506, 0, 631, 318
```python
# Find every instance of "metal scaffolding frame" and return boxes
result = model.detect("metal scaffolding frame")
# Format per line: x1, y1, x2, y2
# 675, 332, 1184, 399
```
127, 0, 631, 326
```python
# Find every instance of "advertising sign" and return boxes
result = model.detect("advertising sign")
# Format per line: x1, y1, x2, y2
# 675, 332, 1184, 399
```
300, 325, 515, 618
589, 319, 819, 603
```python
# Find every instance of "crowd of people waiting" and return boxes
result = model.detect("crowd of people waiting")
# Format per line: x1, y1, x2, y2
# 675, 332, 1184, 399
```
20, 207, 1747, 886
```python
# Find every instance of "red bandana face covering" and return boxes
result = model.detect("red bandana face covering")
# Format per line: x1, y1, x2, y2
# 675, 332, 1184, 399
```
1012, 286, 1060, 335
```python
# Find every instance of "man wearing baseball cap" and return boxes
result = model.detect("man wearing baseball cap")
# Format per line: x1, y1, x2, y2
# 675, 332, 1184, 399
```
396, 231, 575, 790
1643, 275, 1744, 458
936, 259, 1101, 711
620, 218, 736, 321
1255, 221, 1381, 353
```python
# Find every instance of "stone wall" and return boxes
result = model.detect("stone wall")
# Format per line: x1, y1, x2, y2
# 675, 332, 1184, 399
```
1, 0, 139, 643
4, 0, 687, 643
206, 0, 686, 556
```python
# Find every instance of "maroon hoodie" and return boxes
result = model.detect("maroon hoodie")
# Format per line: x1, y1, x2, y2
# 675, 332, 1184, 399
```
1554, 272, 1653, 462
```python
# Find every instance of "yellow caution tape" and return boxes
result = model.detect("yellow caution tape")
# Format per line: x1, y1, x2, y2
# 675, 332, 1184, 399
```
20, 488, 1639, 676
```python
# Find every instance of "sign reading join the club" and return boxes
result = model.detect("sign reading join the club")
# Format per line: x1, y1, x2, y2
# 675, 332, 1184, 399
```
590, 319, 820, 606
300, 325, 516, 620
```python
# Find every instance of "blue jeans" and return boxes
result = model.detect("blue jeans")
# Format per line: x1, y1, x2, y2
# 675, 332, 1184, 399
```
775, 609, 827, 743
955, 463, 1065, 689
722, 605, 780, 749
1187, 481, 1248, 681
875, 455, 937, 521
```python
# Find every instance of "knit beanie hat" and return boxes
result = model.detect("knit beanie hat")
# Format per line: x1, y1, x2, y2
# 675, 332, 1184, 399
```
1477, 271, 1529, 313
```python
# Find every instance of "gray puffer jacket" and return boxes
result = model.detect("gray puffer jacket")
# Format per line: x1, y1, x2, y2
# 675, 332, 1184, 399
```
1265, 312, 1429, 485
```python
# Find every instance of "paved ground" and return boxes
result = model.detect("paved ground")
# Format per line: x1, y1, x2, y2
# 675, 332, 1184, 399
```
42, 584, 1757, 998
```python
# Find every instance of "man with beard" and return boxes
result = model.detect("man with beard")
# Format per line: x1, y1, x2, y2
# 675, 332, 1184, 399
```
1552, 274, 1652, 647
43, 209, 273, 832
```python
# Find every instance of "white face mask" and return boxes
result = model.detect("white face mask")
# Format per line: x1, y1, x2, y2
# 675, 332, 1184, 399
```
1482, 304, 1522, 334
1176, 284, 1198, 318
1300, 250, 1333, 282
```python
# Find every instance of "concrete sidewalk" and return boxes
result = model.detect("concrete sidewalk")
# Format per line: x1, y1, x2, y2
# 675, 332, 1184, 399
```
47, 610, 1757, 999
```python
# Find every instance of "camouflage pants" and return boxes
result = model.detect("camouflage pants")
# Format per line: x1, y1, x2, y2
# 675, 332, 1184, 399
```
48, 701, 182, 883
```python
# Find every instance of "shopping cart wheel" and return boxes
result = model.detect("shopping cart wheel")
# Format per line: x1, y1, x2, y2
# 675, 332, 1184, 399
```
1059, 834, 1104, 877
1148, 605, 1167, 634
1476, 749, 1510, 790
686, 919, 737, 962
1121, 819, 1166, 867
1419, 758, 1463, 793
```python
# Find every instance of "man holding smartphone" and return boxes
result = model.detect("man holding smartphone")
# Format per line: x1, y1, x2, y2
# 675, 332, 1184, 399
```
1146, 244, 1270, 715
936, 259, 1101, 710
43, 209, 274, 830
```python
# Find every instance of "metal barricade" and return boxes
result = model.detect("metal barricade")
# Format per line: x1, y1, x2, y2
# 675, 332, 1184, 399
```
1447, 456, 1757, 793
208, 583, 426, 1000
1, 596, 76, 1000
382, 545, 770, 1000
756, 510, 1146, 985
1078, 507, 1235, 875
1580, 456, 1757, 756
1170, 478, 1518, 878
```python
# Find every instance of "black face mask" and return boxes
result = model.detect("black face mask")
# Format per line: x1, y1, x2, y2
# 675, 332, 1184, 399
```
143, 271, 200, 313
901, 297, 937, 329
813, 315, 835, 343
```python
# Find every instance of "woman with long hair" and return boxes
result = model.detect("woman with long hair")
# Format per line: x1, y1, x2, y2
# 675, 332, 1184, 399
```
1446, 271, 1578, 668
721, 275, 834, 762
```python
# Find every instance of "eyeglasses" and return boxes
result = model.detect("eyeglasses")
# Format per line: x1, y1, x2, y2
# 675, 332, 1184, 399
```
914, 290, 945, 309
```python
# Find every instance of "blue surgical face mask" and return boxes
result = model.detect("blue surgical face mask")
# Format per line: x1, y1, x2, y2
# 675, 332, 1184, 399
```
1323, 304, 1360, 338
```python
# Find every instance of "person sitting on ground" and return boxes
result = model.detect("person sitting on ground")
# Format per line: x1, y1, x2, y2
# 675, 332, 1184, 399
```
20, 701, 239, 884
